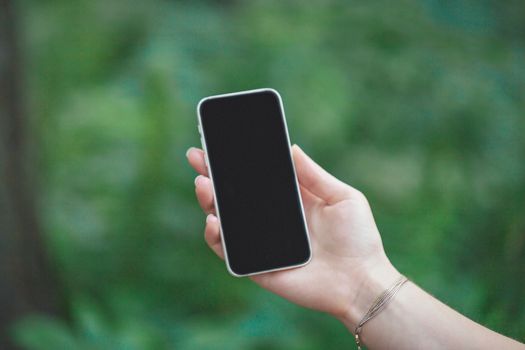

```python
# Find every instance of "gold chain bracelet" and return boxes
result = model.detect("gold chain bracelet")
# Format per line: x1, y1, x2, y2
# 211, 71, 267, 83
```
354, 275, 409, 350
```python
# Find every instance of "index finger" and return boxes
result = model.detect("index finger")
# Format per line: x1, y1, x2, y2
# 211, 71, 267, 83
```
186, 147, 208, 176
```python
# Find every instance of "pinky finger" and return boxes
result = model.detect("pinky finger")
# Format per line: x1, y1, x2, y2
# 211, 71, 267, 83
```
204, 214, 224, 260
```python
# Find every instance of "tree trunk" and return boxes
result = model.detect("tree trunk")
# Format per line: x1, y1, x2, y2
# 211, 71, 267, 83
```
0, 0, 66, 348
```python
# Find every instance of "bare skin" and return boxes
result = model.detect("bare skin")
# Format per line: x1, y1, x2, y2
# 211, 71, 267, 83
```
187, 145, 524, 349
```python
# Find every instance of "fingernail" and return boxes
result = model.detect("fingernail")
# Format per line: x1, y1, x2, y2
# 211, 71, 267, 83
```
195, 175, 202, 185
206, 214, 217, 223
186, 147, 195, 158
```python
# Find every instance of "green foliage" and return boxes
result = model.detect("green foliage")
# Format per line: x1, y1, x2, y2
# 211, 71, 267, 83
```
12, 0, 525, 348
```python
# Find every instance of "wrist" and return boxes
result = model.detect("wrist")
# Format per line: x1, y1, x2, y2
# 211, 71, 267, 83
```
334, 256, 401, 333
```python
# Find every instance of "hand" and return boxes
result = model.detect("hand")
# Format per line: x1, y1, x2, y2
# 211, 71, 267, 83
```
187, 145, 400, 327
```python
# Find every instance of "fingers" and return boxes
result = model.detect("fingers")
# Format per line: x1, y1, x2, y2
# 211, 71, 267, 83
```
204, 214, 224, 259
195, 175, 215, 214
186, 147, 208, 176
189, 148, 222, 259
292, 145, 355, 205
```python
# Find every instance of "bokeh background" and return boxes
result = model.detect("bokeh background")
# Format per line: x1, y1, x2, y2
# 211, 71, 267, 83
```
1, 0, 525, 349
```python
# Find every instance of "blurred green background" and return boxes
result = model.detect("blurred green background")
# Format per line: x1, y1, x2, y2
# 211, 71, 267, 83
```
1, 0, 524, 349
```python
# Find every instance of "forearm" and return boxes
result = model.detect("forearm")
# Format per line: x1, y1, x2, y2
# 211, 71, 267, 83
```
337, 263, 524, 349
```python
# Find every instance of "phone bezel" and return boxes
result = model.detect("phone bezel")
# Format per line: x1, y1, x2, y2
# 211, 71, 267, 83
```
196, 88, 312, 277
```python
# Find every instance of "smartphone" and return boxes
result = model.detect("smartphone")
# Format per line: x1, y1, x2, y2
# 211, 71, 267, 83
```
197, 88, 312, 277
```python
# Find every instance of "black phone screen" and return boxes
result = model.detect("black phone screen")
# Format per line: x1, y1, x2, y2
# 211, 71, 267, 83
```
198, 89, 311, 276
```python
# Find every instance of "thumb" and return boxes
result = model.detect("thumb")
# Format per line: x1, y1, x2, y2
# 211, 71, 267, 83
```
292, 145, 354, 205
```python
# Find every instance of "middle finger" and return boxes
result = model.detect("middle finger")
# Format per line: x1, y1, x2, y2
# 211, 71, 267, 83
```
195, 175, 215, 214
